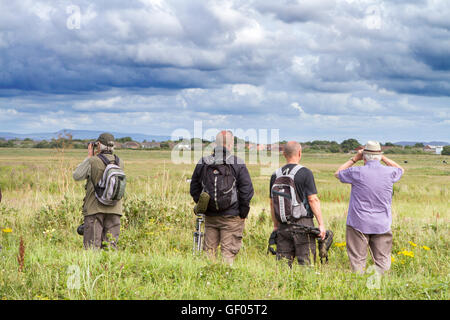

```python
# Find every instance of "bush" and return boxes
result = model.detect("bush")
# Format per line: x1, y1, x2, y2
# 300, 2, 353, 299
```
442, 146, 450, 156
340, 138, 360, 153
328, 145, 341, 153
34, 197, 81, 230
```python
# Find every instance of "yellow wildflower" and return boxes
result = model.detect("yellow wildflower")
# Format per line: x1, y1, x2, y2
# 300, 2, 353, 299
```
1, 228, 12, 233
398, 250, 414, 258
421, 245, 431, 251
391, 256, 395, 263
408, 241, 417, 247
334, 242, 346, 247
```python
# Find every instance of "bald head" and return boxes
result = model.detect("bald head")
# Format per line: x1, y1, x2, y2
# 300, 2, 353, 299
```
215, 130, 234, 150
283, 141, 302, 162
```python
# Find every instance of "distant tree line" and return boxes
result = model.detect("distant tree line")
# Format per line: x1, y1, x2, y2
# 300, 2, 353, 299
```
301, 139, 360, 153
0, 136, 447, 155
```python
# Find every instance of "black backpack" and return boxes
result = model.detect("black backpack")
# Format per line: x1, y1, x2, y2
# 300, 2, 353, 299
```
200, 154, 238, 212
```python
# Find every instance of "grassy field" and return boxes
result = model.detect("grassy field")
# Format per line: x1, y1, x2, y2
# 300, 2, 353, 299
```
0, 148, 448, 300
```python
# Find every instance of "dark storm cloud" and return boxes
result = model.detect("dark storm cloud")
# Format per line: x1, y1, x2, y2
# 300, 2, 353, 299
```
0, 0, 449, 141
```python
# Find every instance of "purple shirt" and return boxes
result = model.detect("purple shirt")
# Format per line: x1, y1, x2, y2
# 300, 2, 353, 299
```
338, 160, 403, 234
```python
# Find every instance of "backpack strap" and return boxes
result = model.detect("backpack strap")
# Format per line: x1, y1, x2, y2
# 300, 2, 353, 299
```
275, 164, 303, 178
97, 153, 119, 166
275, 167, 283, 179
287, 164, 303, 177
97, 153, 111, 167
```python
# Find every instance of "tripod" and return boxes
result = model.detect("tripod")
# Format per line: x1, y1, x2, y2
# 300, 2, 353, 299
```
193, 214, 205, 254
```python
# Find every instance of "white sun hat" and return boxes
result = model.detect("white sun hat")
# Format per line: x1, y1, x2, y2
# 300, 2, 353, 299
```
363, 140, 383, 155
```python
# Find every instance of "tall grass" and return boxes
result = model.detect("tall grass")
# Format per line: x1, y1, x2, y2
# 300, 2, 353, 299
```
0, 148, 448, 299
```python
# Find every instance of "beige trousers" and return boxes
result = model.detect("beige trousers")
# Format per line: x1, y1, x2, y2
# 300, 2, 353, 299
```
203, 215, 245, 264
346, 225, 393, 273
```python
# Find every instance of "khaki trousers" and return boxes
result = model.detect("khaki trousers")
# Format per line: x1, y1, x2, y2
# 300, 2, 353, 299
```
346, 225, 393, 273
83, 213, 121, 250
204, 215, 245, 264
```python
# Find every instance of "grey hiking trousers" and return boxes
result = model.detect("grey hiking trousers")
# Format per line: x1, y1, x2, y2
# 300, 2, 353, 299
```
83, 213, 121, 250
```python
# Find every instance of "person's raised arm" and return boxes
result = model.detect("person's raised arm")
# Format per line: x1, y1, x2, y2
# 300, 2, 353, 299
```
381, 155, 404, 174
334, 149, 363, 179
73, 143, 94, 181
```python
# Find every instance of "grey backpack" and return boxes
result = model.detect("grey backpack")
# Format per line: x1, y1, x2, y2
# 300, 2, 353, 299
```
93, 154, 126, 206
271, 165, 309, 224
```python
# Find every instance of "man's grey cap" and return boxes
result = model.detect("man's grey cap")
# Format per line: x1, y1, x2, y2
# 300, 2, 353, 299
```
96, 133, 115, 147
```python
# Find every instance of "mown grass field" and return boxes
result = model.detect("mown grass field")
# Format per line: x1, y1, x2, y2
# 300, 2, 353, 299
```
0, 148, 448, 300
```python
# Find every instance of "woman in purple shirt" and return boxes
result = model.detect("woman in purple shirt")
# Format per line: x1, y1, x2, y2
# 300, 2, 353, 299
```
335, 141, 404, 274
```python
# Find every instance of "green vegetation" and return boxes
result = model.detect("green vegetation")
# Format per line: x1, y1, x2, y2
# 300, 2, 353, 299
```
340, 139, 361, 153
0, 149, 448, 300
442, 146, 450, 156
384, 147, 427, 155
1, 136, 446, 155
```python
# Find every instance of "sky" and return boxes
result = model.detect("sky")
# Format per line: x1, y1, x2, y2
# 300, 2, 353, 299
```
0, 0, 449, 143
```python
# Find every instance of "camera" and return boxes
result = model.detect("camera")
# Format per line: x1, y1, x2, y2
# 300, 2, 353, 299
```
77, 223, 85, 236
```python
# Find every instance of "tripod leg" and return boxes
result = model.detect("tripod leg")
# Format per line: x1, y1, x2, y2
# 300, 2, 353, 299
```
199, 218, 204, 253
198, 232, 203, 252
193, 232, 197, 254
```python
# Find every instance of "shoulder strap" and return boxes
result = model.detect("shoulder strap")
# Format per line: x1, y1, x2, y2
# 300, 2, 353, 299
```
114, 155, 120, 166
96, 153, 110, 167
275, 167, 283, 179
275, 164, 303, 178
202, 155, 215, 165
225, 154, 234, 164
288, 164, 303, 177
97, 153, 118, 167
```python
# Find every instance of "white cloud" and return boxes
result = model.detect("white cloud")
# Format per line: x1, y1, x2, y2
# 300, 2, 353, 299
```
0, 0, 448, 141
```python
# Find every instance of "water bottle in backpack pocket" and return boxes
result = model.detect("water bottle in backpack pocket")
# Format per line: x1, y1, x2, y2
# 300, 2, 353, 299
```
271, 165, 309, 224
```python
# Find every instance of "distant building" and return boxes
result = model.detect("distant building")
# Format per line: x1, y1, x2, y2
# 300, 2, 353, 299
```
424, 145, 443, 155
268, 143, 284, 152
123, 141, 141, 149
142, 142, 160, 149
257, 144, 266, 151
